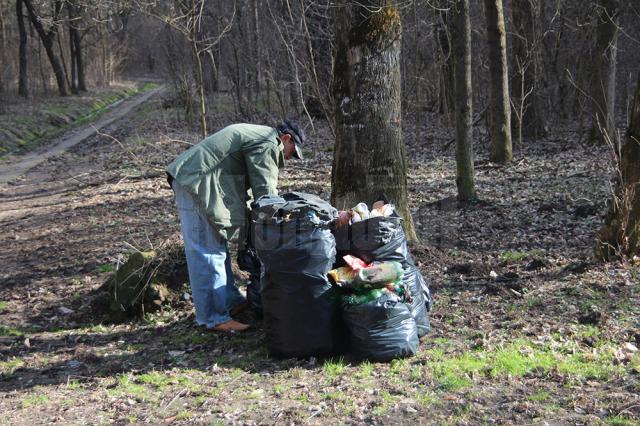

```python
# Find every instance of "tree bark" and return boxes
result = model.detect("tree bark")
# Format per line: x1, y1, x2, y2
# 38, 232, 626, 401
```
69, 21, 77, 92
484, 0, 512, 163
67, 2, 86, 92
0, 1, 6, 95
596, 73, 640, 259
436, 2, 454, 123
589, 0, 619, 144
73, 29, 86, 91
511, 0, 545, 139
23, 0, 68, 96
331, 0, 418, 243
17, 0, 29, 97
252, 0, 261, 103
188, 0, 207, 138
452, 0, 476, 201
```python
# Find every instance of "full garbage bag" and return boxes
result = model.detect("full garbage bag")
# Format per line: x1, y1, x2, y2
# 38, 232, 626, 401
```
252, 192, 343, 358
342, 292, 419, 361
236, 244, 263, 318
333, 213, 432, 337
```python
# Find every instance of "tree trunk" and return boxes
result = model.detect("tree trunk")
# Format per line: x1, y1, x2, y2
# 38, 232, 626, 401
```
452, 0, 476, 201
331, 0, 418, 243
0, 1, 6, 95
252, 0, 261, 103
69, 22, 77, 93
23, 0, 68, 96
74, 29, 86, 91
56, 22, 71, 92
484, 0, 512, 163
67, 2, 86, 92
17, 0, 29, 97
589, 0, 619, 144
511, 0, 544, 139
596, 73, 640, 259
436, 3, 454, 123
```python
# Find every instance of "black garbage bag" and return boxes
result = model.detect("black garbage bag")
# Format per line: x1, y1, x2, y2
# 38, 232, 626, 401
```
237, 245, 263, 318
333, 214, 432, 337
253, 192, 343, 358
342, 292, 419, 362
403, 264, 431, 335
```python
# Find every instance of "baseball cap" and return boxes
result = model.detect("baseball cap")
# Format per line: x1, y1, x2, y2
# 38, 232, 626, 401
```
277, 120, 306, 159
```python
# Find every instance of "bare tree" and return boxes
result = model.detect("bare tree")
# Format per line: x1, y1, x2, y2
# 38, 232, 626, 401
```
156, 0, 235, 138
589, 0, 620, 144
511, 0, 545, 140
23, 0, 69, 96
484, 0, 512, 163
452, 0, 475, 201
435, 1, 455, 123
67, 0, 86, 92
17, 0, 29, 97
0, 1, 8, 96
596, 73, 640, 259
331, 0, 417, 242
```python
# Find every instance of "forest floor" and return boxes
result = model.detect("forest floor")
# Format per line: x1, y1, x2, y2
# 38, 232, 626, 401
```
0, 89, 639, 425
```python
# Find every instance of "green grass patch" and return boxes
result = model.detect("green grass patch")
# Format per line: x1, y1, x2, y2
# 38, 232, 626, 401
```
422, 337, 625, 391
631, 353, 640, 374
523, 297, 543, 309
107, 374, 152, 402
21, 393, 49, 408
96, 263, 115, 273
174, 411, 192, 421
372, 390, 394, 416
576, 325, 602, 340
139, 82, 161, 92
0, 325, 24, 337
323, 357, 346, 382
0, 357, 24, 375
137, 371, 173, 389
356, 361, 373, 379
0, 301, 8, 312
273, 384, 286, 396
66, 380, 83, 390
491, 344, 555, 377
527, 390, 551, 402
60, 398, 77, 407
409, 365, 423, 381
499, 251, 529, 262
324, 391, 347, 401
389, 358, 407, 375
604, 414, 637, 425
415, 388, 440, 407
295, 393, 310, 403
422, 346, 483, 391
85, 324, 108, 333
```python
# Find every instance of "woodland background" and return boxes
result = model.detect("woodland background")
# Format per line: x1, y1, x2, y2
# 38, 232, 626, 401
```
0, 0, 639, 424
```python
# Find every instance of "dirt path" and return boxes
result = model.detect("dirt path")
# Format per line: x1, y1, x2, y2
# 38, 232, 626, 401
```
0, 86, 164, 186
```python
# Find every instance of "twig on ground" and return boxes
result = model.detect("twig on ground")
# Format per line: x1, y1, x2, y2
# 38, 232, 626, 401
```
162, 388, 189, 412
93, 127, 144, 166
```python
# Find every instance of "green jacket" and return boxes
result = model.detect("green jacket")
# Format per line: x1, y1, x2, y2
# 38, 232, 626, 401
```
167, 123, 285, 240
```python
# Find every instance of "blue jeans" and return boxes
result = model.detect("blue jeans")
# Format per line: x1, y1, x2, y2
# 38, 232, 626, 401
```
172, 182, 245, 328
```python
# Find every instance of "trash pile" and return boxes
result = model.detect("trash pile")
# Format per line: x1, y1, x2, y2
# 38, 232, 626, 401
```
334, 201, 432, 339
252, 193, 431, 361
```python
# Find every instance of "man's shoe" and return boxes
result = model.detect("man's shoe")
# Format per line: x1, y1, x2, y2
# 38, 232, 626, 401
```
212, 319, 250, 333
230, 301, 249, 316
